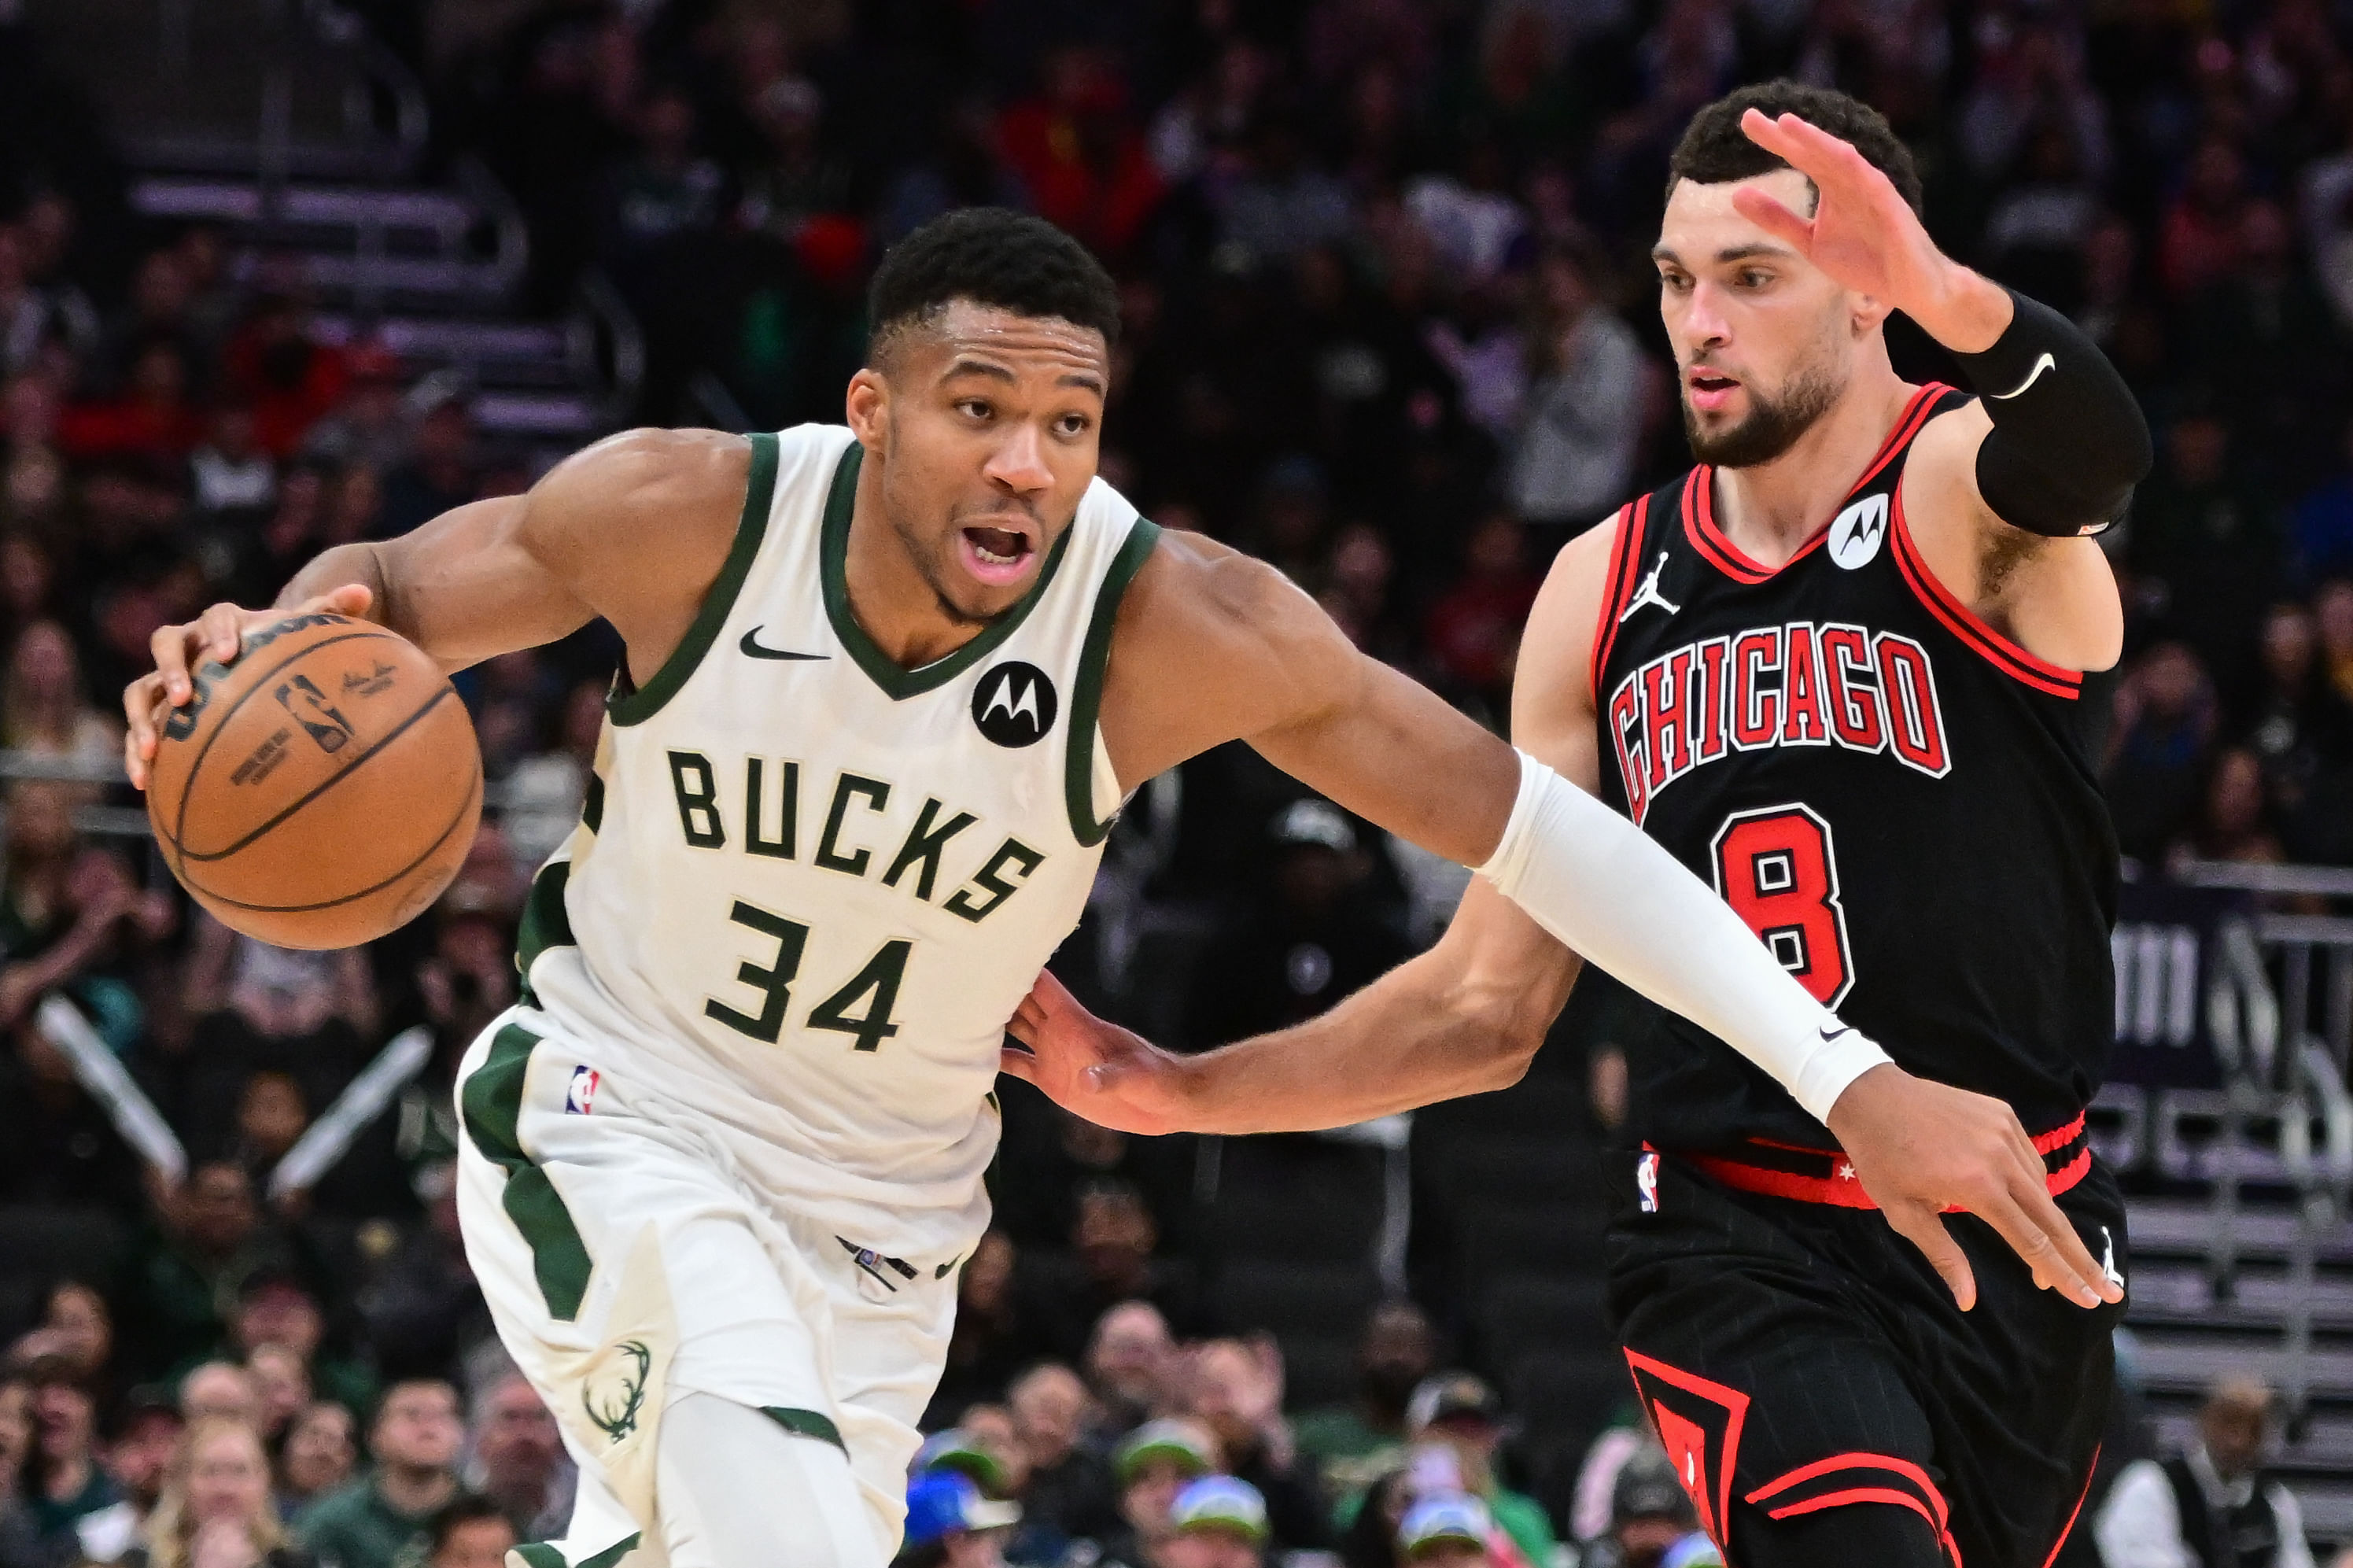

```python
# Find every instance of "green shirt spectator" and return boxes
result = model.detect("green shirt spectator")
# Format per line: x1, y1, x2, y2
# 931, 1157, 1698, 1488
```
295, 1380, 463, 1568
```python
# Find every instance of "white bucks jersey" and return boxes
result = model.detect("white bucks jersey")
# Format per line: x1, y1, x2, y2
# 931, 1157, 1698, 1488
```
518, 423, 1158, 1244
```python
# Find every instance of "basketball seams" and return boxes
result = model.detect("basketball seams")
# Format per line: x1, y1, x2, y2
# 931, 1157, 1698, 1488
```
180, 766, 481, 915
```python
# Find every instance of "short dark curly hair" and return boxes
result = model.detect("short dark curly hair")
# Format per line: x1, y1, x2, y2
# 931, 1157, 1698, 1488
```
1667, 81, 1923, 217
867, 208, 1121, 364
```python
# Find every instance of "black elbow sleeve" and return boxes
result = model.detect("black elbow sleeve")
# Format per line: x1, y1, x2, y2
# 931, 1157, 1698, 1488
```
1953, 289, 2153, 538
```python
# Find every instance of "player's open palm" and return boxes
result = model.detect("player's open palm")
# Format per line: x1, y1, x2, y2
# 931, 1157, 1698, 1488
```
1828, 1065, 2121, 1312
1003, 970, 1193, 1135
1731, 109, 1947, 312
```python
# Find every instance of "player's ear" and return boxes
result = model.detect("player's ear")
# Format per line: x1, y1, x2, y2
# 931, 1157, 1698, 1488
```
845, 367, 889, 449
1848, 290, 1893, 338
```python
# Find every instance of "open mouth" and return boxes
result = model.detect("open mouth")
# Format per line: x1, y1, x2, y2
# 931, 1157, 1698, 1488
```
958, 522, 1037, 587
1687, 368, 1742, 414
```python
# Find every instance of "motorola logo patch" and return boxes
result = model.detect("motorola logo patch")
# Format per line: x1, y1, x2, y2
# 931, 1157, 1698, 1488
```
1827, 492, 1890, 570
972, 662, 1057, 747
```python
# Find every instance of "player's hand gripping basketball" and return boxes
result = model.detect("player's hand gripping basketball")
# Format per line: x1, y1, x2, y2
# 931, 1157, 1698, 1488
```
120, 585, 375, 791
1730, 109, 2009, 346
1829, 1064, 2122, 1312
1004, 969, 1197, 1135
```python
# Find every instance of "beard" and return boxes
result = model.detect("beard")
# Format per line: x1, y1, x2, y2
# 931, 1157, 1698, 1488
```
1683, 352, 1845, 469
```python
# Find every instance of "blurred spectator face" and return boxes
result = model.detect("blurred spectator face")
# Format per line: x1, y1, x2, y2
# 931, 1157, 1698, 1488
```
961, 1231, 1016, 1314
42, 1282, 112, 1378
6, 779, 76, 863
3, 447, 63, 524
247, 1344, 310, 1439
1075, 1186, 1157, 1286
0, 533, 50, 621
182, 1162, 259, 1255
181, 1362, 260, 1428
1088, 1301, 1177, 1411
2260, 604, 2318, 689
433, 1512, 518, 1568
131, 249, 192, 326
238, 1072, 310, 1163
1124, 1452, 1206, 1536
1008, 1363, 1087, 1468
2200, 1378, 2273, 1480
375, 1382, 464, 1473
1358, 1301, 1437, 1411
265, 465, 326, 554
1658, 166, 1853, 470
9, 619, 83, 711
2205, 748, 2269, 841
960, 1404, 1031, 1496
106, 1405, 182, 1506
1166, 1524, 1263, 1568
184, 1420, 272, 1526
326, 463, 382, 545
281, 1401, 356, 1498
31, 1372, 96, 1466
2138, 642, 2208, 723
474, 1374, 560, 1495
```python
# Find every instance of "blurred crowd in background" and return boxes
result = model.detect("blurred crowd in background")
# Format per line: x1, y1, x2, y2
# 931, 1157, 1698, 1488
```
1, 0, 2351, 1564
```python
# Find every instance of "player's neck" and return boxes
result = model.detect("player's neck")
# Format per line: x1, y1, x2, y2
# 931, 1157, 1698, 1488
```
842, 459, 989, 670
1709, 362, 1913, 570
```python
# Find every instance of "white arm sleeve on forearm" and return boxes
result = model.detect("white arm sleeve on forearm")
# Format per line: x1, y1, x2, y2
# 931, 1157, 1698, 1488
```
1477, 751, 1891, 1123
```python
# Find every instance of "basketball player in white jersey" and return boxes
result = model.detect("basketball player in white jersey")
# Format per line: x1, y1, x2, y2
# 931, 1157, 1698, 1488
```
122, 210, 2111, 1568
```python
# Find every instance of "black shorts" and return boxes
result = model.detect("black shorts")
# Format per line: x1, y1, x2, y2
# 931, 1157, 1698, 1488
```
1604, 1149, 2125, 1568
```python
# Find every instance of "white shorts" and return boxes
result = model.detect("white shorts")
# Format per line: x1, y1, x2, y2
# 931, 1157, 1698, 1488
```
452, 1007, 964, 1566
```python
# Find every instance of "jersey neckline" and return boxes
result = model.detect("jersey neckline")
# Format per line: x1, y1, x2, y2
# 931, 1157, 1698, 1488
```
821, 441, 1075, 701
1684, 382, 1954, 585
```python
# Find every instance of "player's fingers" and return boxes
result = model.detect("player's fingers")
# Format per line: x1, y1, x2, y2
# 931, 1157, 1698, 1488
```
1028, 967, 1076, 1014
998, 1044, 1039, 1084
1975, 1183, 2102, 1308
197, 602, 246, 666
149, 622, 198, 705
1882, 1198, 1976, 1312
2004, 1171, 2117, 1305
308, 583, 374, 618
1729, 186, 1813, 250
1737, 106, 1809, 164
121, 677, 160, 788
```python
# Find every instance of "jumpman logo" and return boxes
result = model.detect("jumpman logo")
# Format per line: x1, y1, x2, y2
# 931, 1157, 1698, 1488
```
2100, 1225, 2125, 1291
1619, 552, 1682, 623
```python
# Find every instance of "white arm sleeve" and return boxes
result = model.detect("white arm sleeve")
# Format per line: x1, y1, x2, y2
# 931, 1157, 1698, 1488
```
1477, 751, 1890, 1123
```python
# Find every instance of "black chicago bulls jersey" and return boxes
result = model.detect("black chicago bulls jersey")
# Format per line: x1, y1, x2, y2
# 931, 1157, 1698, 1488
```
1588, 382, 2119, 1153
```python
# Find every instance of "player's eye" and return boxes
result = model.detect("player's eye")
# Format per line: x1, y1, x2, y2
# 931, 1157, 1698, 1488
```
1053, 413, 1091, 437
1737, 269, 1772, 290
957, 399, 993, 421
1658, 271, 1691, 293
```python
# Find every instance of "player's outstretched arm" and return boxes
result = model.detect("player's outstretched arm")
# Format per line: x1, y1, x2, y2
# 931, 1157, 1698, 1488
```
123, 428, 751, 788
1026, 524, 2122, 1311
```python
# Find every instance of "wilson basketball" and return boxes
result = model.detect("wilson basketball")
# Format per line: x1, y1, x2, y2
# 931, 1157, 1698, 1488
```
146, 612, 483, 950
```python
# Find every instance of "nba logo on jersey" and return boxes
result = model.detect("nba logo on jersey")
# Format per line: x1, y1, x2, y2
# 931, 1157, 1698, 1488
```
1827, 493, 1890, 570
566, 1066, 600, 1116
1637, 1150, 1661, 1213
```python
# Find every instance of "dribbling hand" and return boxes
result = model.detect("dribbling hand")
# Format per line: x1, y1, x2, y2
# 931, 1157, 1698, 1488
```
1828, 1064, 2124, 1312
1002, 970, 1196, 1134
120, 585, 374, 791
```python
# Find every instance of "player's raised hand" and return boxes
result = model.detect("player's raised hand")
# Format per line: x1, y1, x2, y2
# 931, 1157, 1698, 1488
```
1730, 109, 1951, 316
1828, 1064, 2122, 1312
121, 585, 374, 790
1003, 969, 1196, 1135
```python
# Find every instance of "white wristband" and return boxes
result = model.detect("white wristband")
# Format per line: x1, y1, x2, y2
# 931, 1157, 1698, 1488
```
1477, 751, 1891, 1123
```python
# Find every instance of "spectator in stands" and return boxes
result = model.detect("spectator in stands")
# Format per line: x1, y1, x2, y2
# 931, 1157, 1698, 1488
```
2106, 641, 2223, 865
230, 1272, 372, 1422
1577, 1450, 1697, 1568
2244, 600, 2353, 862
179, 1365, 258, 1431
1296, 1301, 1438, 1511
32, 1280, 114, 1388
419, 1495, 511, 1568
1400, 1374, 1551, 1566
1009, 1361, 1119, 1546
293, 1380, 462, 1568
2169, 746, 2287, 871
358, 1163, 492, 1385
1422, 513, 1540, 718
245, 1347, 308, 1449
0, 1370, 40, 1568
463, 1372, 567, 1542
2322, 580, 2353, 707
132, 1418, 314, 1568
2128, 404, 2288, 694
1163, 1474, 1270, 1568
894, 1469, 1018, 1568
931, 1232, 1049, 1424
2097, 1374, 2313, 1568
1103, 1421, 1219, 1568
127, 1165, 293, 1378
275, 1404, 356, 1519
1046, 1182, 1208, 1360
56, 340, 205, 464
187, 405, 275, 520
1085, 1302, 1186, 1439
300, 345, 410, 477
2295, 420, 2353, 588
1186, 1337, 1325, 1549
24, 1356, 117, 1550
219, 296, 347, 460
1505, 239, 1647, 538
3, 620, 118, 767
79, 1389, 181, 1562
0, 778, 171, 1035
374, 385, 478, 540
1394, 1491, 1496, 1567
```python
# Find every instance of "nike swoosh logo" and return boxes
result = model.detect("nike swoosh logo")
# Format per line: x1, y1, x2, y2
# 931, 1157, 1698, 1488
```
1989, 351, 2056, 400
1819, 1023, 1855, 1042
739, 628, 828, 661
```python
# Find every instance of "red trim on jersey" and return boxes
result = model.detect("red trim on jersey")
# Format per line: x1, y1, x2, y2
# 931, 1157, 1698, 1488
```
1748, 1452, 1949, 1508
2034, 1112, 2088, 1154
1683, 383, 1951, 584
1889, 486, 2083, 700
1588, 499, 1647, 706
2041, 1446, 2101, 1568
1625, 1347, 1750, 1553
1686, 1116, 2091, 1211
1748, 1451, 1960, 1566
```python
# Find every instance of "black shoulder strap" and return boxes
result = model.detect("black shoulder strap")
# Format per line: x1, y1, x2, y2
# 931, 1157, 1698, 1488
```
2160, 1455, 2223, 1568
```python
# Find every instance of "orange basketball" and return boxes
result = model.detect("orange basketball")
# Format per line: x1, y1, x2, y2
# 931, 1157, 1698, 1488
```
146, 612, 483, 950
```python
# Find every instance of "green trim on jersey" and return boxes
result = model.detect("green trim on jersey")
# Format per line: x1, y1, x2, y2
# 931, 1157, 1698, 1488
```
514, 1534, 640, 1568
607, 431, 781, 726
818, 441, 1074, 700
460, 1023, 593, 1320
1064, 519, 1161, 846
762, 1405, 846, 1452
514, 859, 575, 1006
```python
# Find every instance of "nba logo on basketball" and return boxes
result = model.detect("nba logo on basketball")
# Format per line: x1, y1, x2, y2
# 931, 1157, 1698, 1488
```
1637, 1151, 1660, 1213
566, 1067, 600, 1116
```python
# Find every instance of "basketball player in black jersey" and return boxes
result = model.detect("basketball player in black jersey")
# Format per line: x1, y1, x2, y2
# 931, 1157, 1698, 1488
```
1008, 80, 2150, 1568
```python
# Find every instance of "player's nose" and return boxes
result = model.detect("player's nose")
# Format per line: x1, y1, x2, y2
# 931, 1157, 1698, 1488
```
983, 422, 1055, 496
1682, 280, 1735, 347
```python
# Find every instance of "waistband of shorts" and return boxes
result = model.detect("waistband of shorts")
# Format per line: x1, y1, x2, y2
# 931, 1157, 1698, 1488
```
1661, 1112, 2091, 1212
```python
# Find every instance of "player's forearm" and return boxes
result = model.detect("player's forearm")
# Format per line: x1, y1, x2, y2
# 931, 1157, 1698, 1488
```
1170, 951, 1548, 1134
278, 543, 393, 617
1906, 260, 2015, 355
